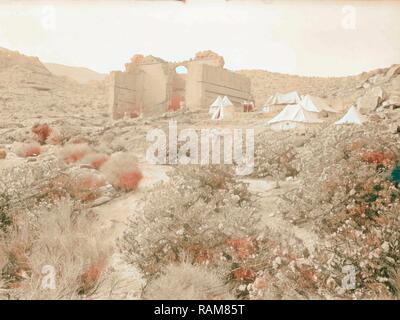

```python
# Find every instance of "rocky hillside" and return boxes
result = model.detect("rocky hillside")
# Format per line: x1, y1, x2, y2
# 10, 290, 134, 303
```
0, 48, 107, 123
44, 62, 106, 84
237, 67, 394, 110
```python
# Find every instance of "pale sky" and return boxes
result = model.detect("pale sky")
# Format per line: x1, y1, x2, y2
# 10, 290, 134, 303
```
0, 0, 399, 76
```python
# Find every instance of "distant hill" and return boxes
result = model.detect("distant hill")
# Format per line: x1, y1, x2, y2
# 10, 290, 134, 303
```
44, 62, 106, 84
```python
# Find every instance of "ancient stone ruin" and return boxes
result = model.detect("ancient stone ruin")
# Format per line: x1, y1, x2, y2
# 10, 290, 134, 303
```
108, 50, 253, 119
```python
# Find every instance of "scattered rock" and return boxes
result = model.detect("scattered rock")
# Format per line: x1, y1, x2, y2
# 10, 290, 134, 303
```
357, 95, 380, 114
357, 86, 385, 114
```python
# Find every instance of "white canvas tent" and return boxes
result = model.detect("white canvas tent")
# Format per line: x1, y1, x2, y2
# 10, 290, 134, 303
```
221, 95, 234, 107
335, 106, 364, 125
211, 96, 235, 120
300, 95, 338, 113
268, 103, 323, 131
265, 91, 301, 106
209, 96, 223, 115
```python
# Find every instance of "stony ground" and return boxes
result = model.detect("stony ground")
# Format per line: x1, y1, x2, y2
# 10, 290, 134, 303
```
0, 48, 399, 299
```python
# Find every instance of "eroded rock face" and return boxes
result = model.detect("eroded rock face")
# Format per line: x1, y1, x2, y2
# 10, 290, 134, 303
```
384, 64, 400, 81
357, 86, 386, 114
0, 47, 50, 75
390, 76, 400, 90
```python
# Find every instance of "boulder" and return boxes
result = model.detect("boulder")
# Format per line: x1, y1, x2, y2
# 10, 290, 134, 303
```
371, 86, 386, 100
382, 95, 400, 108
356, 86, 386, 114
357, 94, 380, 114
362, 82, 370, 89
385, 64, 400, 81
390, 75, 400, 90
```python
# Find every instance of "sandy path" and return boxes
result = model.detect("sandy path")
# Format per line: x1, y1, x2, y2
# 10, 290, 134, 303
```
92, 163, 171, 299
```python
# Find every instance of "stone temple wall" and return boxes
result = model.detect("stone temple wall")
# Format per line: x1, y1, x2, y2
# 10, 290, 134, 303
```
108, 51, 253, 119
185, 62, 252, 110
108, 70, 143, 119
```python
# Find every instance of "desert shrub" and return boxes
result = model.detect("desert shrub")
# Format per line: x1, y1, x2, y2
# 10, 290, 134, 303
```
66, 173, 106, 202
60, 143, 92, 165
1, 238, 31, 285
78, 258, 106, 295
45, 128, 62, 145
40, 171, 106, 204
0, 159, 64, 211
175, 165, 251, 204
80, 153, 109, 170
121, 165, 260, 296
252, 130, 313, 180
32, 123, 52, 144
100, 152, 143, 191
142, 262, 233, 300
361, 150, 396, 166
0, 193, 12, 233
14, 142, 42, 158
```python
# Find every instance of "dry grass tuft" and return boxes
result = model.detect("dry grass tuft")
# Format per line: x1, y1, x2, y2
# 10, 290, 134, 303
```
142, 262, 233, 300
60, 144, 92, 165
78, 258, 106, 295
80, 153, 109, 170
0, 200, 112, 299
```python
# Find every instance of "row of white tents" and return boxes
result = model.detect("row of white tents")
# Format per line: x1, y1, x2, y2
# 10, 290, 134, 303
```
264, 91, 365, 130
207, 92, 365, 128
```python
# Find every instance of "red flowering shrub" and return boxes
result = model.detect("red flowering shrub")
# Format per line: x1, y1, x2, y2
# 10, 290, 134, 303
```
100, 152, 143, 191
15, 142, 42, 158
32, 123, 52, 144
78, 260, 104, 295
232, 267, 256, 282
225, 237, 256, 260
115, 170, 143, 191
185, 244, 214, 264
361, 150, 396, 166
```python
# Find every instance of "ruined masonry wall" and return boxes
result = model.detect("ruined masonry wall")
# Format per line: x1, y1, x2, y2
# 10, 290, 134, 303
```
109, 70, 143, 119
109, 53, 253, 119
186, 63, 252, 110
